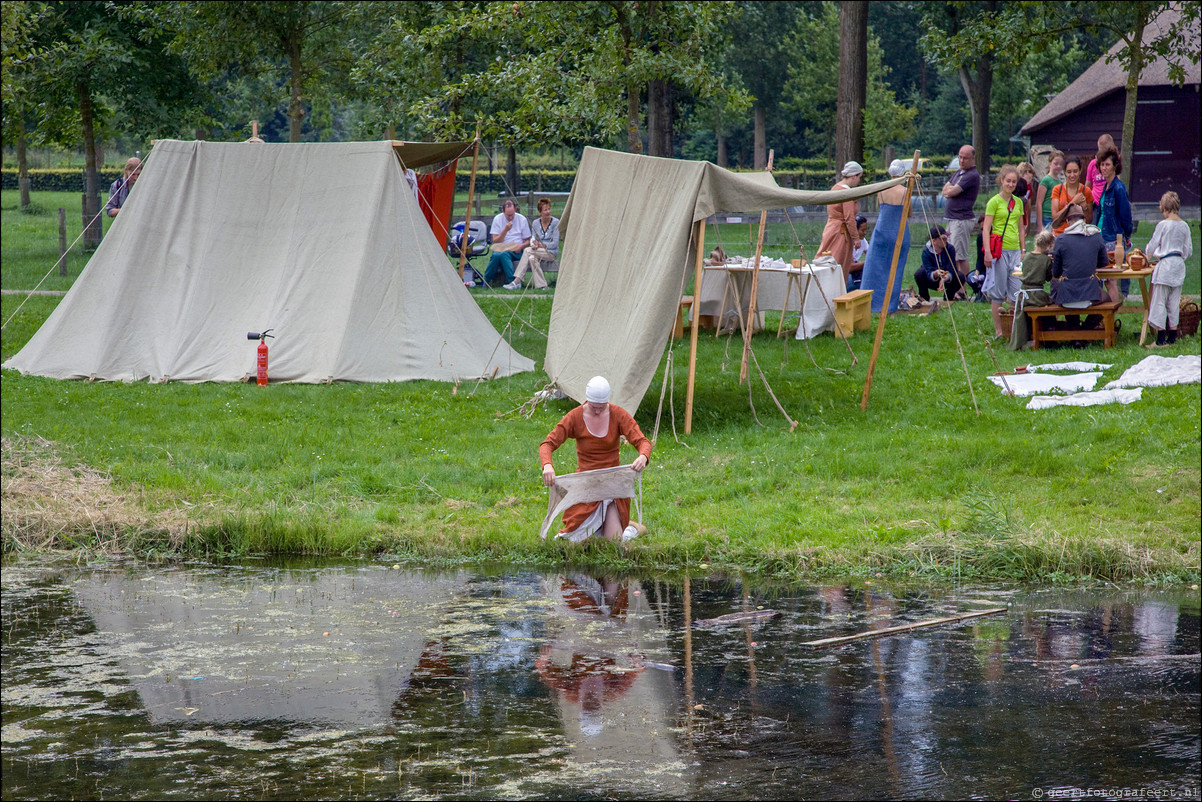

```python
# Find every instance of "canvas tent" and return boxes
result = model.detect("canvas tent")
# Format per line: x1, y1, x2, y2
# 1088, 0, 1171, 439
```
545, 147, 905, 413
3, 139, 534, 383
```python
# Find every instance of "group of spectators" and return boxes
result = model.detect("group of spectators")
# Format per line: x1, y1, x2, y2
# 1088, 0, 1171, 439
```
820, 133, 1188, 349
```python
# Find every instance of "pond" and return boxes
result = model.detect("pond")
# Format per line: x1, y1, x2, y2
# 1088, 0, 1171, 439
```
2, 560, 1198, 800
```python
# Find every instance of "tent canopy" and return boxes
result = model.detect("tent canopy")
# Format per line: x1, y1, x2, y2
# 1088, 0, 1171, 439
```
545, 147, 905, 412
4, 139, 533, 383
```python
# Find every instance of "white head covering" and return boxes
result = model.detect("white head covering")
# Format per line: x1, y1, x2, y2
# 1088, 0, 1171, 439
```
888, 159, 905, 178
585, 375, 611, 403
842, 161, 864, 177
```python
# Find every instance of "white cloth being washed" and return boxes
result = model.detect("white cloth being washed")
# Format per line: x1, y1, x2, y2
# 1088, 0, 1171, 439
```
1103, 354, 1201, 390
1027, 388, 1143, 410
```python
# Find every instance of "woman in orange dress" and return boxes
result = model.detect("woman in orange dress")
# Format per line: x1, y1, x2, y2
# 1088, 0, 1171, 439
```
817, 161, 865, 282
540, 376, 652, 542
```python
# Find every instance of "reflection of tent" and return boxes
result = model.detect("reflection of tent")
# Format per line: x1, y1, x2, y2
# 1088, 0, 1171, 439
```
545, 147, 904, 413
71, 567, 467, 726
3, 140, 533, 383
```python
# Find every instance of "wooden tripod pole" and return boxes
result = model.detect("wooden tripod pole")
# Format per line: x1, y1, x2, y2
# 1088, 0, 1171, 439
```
685, 219, 706, 434
739, 150, 774, 385
458, 124, 481, 282
739, 209, 768, 384
860, 150, 920, 410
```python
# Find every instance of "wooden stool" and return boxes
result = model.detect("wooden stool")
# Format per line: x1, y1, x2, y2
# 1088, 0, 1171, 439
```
674, 295, 695, 339
833, 289, 873, 338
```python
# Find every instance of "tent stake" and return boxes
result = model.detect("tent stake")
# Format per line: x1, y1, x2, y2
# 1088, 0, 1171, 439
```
802, 607, 1006, 648
458, 124, 481, 281
860, 150, 920, 410
685, 219, 706, 434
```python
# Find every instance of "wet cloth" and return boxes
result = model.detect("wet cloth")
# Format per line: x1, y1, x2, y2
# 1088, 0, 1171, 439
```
539, 405, 652, 536
860, 202, 911, 313
540, 465, 642, 541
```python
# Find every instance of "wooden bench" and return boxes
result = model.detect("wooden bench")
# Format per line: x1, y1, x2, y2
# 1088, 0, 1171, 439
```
674, 296, 694, 339
1024, 300, 1122, 349
833, 289, 873, 339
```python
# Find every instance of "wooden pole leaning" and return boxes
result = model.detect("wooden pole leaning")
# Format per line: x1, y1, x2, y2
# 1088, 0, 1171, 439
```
739, 209, 769, 385
458, 125, 481, 282
860, 150, 920, 410
685, 219, 706, 434
740, 149, 775, 385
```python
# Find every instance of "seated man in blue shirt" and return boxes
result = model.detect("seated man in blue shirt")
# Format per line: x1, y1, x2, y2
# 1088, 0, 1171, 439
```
914, 224, 966, 302
484, 200, 531, 286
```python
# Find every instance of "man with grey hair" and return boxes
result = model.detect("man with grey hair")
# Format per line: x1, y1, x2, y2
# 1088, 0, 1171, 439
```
942, 144, 979, 278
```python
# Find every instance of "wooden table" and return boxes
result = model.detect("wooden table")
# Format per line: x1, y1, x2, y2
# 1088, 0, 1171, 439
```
1096, 266, 1153, 344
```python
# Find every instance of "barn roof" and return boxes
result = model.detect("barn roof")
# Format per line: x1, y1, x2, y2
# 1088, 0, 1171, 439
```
1021, 5, 1200, 135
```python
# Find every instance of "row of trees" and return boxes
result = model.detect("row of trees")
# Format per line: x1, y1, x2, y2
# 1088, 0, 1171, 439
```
2, 1, 1198, 244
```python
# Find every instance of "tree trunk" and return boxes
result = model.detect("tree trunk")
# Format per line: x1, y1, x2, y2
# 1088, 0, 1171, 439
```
959, 60, 993, 175
717, 127, 728, 168
648, 79, 674, 157
753, 105, 766, 170
17, 123, 31, 210
506, 145, 519, 197
78, 80, 102, 250
835, 0, 868, 169
1120, 12, 1148, 191
287, 33, 305, 142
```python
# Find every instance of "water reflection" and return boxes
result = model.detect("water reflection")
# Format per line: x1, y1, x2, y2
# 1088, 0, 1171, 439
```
2, 562, 1198, 801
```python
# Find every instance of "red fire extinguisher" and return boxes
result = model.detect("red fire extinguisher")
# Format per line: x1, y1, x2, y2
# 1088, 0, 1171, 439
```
247, 330, 274, 385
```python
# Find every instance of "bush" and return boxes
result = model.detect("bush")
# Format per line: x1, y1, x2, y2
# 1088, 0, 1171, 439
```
1, 168, 123, 192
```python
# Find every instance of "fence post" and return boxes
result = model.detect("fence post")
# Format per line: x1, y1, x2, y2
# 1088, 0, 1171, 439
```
527, 190, 534, 218
59, 208, 67, 275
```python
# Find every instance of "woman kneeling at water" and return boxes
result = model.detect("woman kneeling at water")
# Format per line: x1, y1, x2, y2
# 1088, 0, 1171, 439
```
540, 376, 652, 542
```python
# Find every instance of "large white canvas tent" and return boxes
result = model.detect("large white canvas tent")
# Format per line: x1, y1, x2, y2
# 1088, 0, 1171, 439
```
3, 139, 534, 383
545, 147, 905, 413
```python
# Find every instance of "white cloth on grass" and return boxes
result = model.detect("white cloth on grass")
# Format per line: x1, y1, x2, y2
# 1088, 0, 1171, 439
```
1104, 354, 1201, 390
1027, 388, 1143, 410
1023, 361, 1113, 373
988, 372, 1102, 396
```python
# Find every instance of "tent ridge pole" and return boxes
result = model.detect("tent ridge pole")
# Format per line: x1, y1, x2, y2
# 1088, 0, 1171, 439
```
860, 150, 920, 410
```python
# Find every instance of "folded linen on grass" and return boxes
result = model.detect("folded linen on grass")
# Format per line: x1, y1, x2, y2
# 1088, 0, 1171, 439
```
1103, 354, 1201, 390
1027, 388, 1143, 410
988, 372, 1102, 396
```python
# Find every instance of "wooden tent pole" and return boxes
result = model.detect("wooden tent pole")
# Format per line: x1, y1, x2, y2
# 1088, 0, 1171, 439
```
739, 209, 768, 384
458, 124, 481, 282
685, 219, 706, 434
860, 150, 920, 410
739, 149, 774, 385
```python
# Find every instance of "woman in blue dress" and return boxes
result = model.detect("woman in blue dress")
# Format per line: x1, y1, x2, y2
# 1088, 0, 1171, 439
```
860, 160, 911, 313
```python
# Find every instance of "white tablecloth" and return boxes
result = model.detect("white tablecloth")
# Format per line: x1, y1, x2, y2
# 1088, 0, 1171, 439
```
695, 258, 843, 340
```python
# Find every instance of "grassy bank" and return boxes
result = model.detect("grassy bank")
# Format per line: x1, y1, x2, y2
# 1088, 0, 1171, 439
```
2, 191, 1200, 583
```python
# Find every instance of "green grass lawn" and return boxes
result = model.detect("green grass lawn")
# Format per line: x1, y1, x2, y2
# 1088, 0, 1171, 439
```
2, 191, 1199, 583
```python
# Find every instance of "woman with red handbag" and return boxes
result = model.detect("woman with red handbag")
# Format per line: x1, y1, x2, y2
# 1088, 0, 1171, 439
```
981, 165, 1026, 338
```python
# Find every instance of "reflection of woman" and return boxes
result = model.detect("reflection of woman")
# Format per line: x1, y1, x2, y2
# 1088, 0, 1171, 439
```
859, 160, 912, 313
540, 376, 651, 542
817, 161, 864, 283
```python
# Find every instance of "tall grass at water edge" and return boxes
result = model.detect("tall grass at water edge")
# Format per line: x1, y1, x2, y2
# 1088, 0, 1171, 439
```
2, 191, 1200, 583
